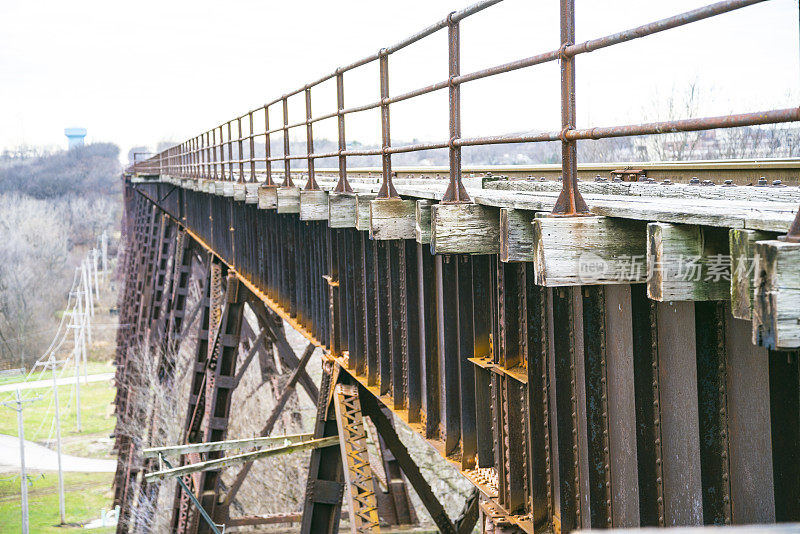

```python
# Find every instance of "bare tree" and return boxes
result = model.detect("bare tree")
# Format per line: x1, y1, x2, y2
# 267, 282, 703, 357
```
642, 81, 704, 161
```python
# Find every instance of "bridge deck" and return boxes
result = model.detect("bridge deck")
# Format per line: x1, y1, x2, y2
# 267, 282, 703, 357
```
117, 169, 800, 533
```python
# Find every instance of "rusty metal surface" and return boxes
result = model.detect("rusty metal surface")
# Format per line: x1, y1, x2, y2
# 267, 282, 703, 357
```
119, 182, 800, 534
724, 313, 775, 524
603, 285, 640, 528
656, 301, 703, 526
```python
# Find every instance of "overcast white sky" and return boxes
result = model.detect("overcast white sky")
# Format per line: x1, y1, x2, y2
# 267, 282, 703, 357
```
0, 0, 797, 161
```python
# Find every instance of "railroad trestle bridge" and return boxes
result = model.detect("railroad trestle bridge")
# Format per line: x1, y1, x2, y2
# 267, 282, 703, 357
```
116, 0, 800, 532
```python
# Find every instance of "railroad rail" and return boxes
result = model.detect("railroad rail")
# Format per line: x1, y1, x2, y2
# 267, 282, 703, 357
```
116, 0, 800, 533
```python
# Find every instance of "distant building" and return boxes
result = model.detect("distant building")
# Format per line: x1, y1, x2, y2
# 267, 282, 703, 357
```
64, 127, 87, 149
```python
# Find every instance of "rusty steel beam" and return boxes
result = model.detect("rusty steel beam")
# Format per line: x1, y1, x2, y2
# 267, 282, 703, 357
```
359, 384, 457, 534
222, 342, 316, 507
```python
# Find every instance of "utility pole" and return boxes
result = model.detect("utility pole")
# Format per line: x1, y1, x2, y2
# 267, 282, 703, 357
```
101, 231, 108, 278
82, 266, 93, 345
82, 261, 94, 319
80, 310, 88, 385
2, 389, 42, 534
35, 354, 67, 525
92, 249, 100, 299
70, 308, 82, 433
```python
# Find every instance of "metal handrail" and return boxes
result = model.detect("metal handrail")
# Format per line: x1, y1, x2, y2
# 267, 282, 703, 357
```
127, 0, 799, 217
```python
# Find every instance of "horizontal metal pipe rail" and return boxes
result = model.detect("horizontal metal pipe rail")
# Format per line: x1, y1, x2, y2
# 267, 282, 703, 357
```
127, 0, 797, 216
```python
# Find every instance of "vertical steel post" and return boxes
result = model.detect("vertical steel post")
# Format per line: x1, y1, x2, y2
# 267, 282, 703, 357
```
219, 126, 225, 181
443, 13, 469, 203
249, 112, 256, 182
282, 96, 294, 187
553, 0, 589, 216
238, 117, 245, 183
186, 139, 192, 178
334, 72, 353, 192
264, 106, 274, 186
377, 51, 398, 199
305, 88, 319, 190
205, 132, 212, 178
211, 129, 218, 179
227, 122, 234, 182
200, 134, 206, 179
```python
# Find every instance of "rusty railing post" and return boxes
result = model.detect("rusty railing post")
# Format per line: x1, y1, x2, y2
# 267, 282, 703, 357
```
211, 128, 218, 179
249, 111, 256, 183
552, 0, 590, 216
264, 106, 275, 186
282, 96, 295, 188
442, 11, 470, 203
237, 116, 245, 183
334, 70, 353, 193
189, 138, 194, 179
206, 131, 214, 178
305, 87, 319, 190
377, 49, 398, 199
227, 121, 234, 182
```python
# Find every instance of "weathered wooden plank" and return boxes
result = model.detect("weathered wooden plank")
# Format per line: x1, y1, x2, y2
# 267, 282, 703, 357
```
258, 185, 278, 209
745, 209, 800, 233
752, 239, 800, 349
485, 178, 800, 204
430, 203, 499, 255
244, 184, 259, 204
299, 190, 329, 221
471, 189, 798, 233
531, 216, 646, 286
233, 182, 246, 201
328, 193, 358, 228
647, 223, 731, 301
415, 200, 435, 244
355, 194, 377, 232
276, 186, 301, 214
369, 199, 416, 240
500, 208, 536, 263
730, 229, 774, 320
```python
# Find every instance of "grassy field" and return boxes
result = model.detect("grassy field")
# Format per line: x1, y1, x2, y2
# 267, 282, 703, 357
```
0, 472, 116, 533
0, 360, 114, 387
0, 275, 120, 532
0, 381, 116, 442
